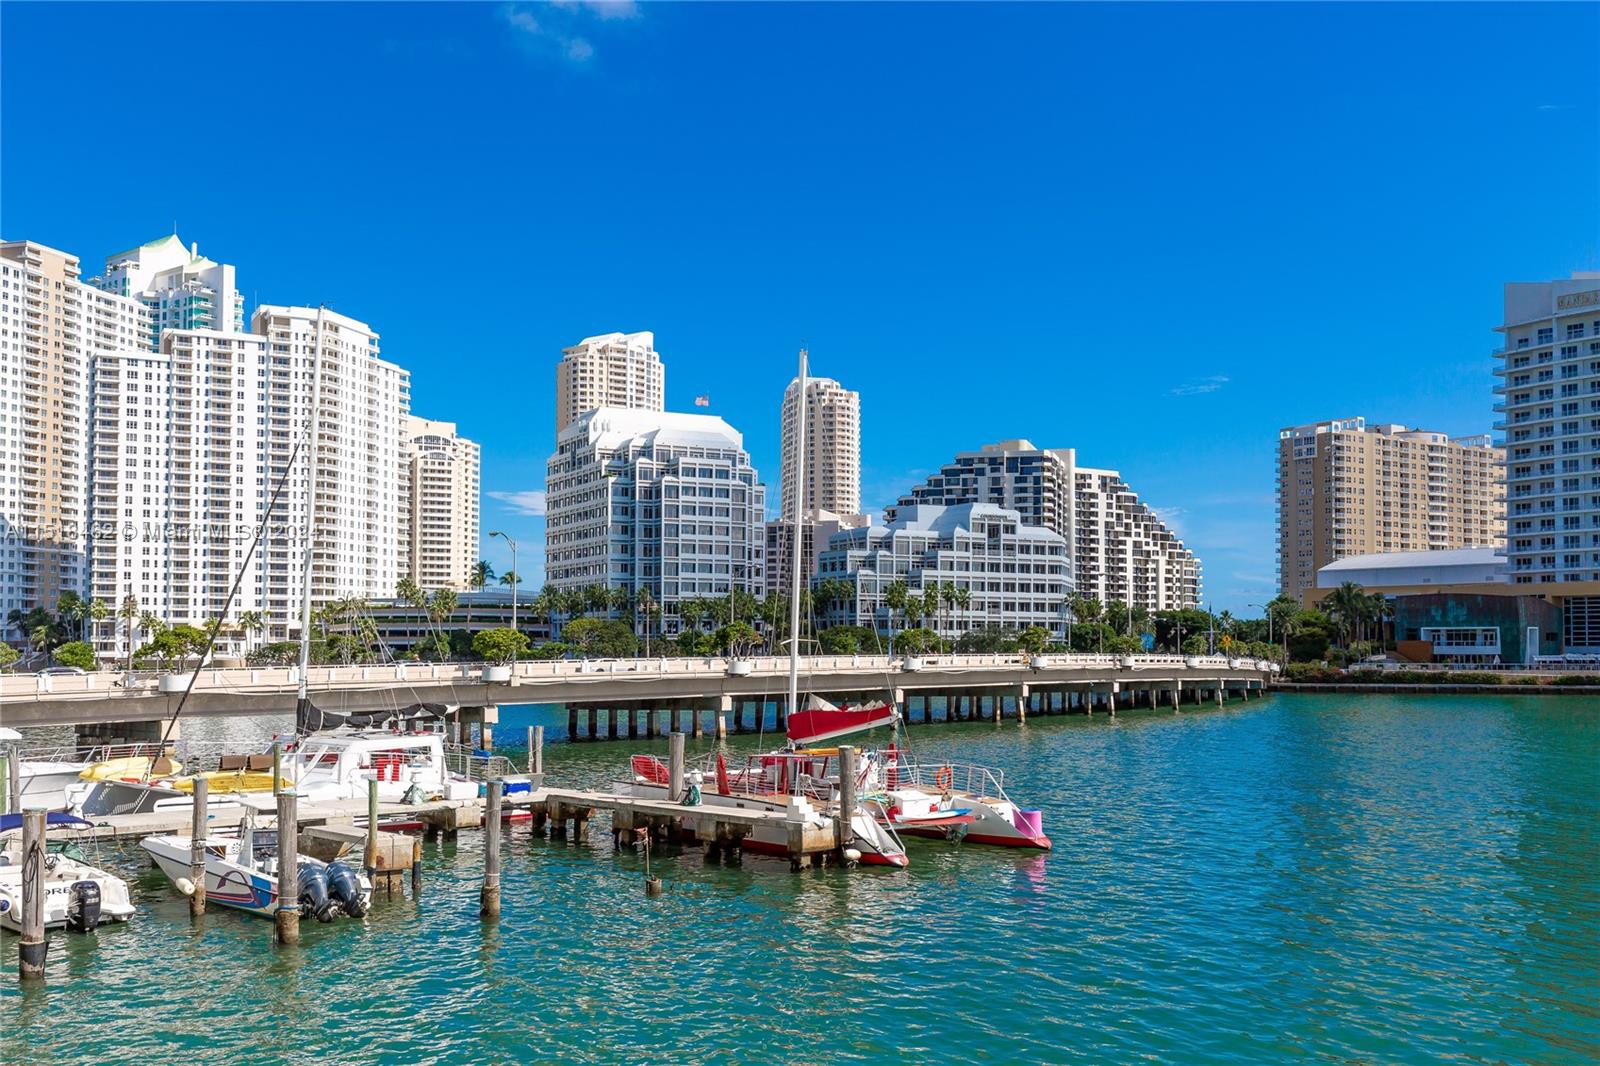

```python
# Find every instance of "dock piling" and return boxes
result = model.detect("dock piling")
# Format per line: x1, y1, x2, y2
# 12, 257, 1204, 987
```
668, 731, 685, 803
716, 715, 727, 741
480, 779, 502, 920
19, 808, 46, 980
274, 790, 299, 946
5, 747, 20, 814
271, 740, 282, 797
410, 837, 423, 899
837, 745, 858, 857
364, 777, 380, 883
530, 725, 544, 776
189, 776, 208, 919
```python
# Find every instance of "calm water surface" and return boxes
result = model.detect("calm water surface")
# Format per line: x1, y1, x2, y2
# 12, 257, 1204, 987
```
3, 693, 1597, 1064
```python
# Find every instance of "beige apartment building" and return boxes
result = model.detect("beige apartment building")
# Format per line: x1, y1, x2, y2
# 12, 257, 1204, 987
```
1276, 418, 1503, 601
779, 374, 861, 521
400, 415, 480, 592
553, 331, 664, 435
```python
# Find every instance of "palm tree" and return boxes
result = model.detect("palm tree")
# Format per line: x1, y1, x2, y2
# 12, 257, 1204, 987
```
904, 592, 925, 631
679, 598, 707, 636
118, 595, 140, 673
634, 587, 660, 656
87, 599, 109, 652
467, 560, 495, 631
583, 583, 613, 618
426, 588, 458, 627
396, 577, 424, 609
1325, 581, 1369, 649
57, 592, 87, 640
950, 585, 970, 647
238, 610, 265, 655
883, 579, 909, 651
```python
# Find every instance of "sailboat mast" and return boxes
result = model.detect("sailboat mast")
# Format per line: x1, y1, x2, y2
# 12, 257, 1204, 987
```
786, 347, 808, 723
295, 305, 325, 717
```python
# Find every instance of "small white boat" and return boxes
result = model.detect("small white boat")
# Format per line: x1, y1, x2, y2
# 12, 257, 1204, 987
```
142, 815, 371, 921
0, 813, 136, 932
864, 746, 1050, 850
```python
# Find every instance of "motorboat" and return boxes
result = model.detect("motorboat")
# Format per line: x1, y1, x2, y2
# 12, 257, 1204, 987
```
142, 812, 371, 921
73, 731, 483, 818
0, 812, 136, 932
862, 745, 1050, 850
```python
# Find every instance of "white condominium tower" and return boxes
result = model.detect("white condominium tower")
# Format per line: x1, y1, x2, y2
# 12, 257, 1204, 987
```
252, 306, 408, 627
0, 240, 147, 623
1494, 272, 1600, 652
554, 331, 664, 435
545, 408, 765, 631
890, 440, 1202, 611
401, 415, 481, 592
87, 330, 271, 657
90, 233, 244, 342
779, 373, 861, 521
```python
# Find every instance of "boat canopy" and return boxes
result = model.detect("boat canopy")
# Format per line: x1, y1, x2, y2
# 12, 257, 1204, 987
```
296, 701, 454, 735
0, 812, 94, 832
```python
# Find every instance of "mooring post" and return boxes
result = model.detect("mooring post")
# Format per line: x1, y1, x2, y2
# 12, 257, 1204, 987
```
410, 836, 423, 899
530, 725, 544, 776
481, 779, 502, 920
363, 776, 380, 883
189, 776, 209, 919
716, 715, 727, 741
668, 730, 686, 803
274, 790, 299, 946
837, 745, 858, 854
692, 707, 704, 739
271, 739, 282, 797
5, 746, 20, 814
19, 808, 46, 980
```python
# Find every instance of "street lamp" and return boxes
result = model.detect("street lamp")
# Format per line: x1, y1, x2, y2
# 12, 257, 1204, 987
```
490, 531, 518, 634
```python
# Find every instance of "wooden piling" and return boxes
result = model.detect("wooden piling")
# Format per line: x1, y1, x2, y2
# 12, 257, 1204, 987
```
837, 745, 858, 854
19, 808, 46, 980
6, 747, 21, 814
568, 706, 578, 740
271, 739, 282, 797
189, 776, 208, 919
364, 777, 380, 882
716, 715, 727, 741
668, 731, 685, 803
410, 837, 423, 898
530, 725, 544, 775
481, 779, 502, 920
274, 791, 299, 946
692, 708, 703, 739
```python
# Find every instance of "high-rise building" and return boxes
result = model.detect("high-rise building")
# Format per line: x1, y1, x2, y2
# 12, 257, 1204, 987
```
88, 329, 271, 657
890, 440, 1200, 610
1275, 418, 1503, 601
252, 305, 409, 635
765, 509, 871, 598
1, 240, 149, 624
400, 415, 480, 592
779, 374, 861, 520
816, 504, 1071, 640
545, 407, 765, 632
90, 233, 243, 343
554, 331, 664, 435
1494, 272, 1600, 651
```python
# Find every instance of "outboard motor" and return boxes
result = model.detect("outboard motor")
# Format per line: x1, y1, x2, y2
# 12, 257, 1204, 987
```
324, 861, 368, 918
298, 863, 335, 923
66, 880, 102, 933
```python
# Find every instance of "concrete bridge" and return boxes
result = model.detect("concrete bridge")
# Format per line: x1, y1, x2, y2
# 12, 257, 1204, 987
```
1, 653, 1278, 743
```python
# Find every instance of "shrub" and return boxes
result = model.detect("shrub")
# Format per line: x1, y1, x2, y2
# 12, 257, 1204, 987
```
1551, 674, 1600, 686
247, 640, 301, 666
1507, 675, 1543, 686
53, 641, 98, 671
1443, 672, 1502, 685
471, 627, 530, 664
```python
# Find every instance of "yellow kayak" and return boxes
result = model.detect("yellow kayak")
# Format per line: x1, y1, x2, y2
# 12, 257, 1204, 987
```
79, 755, 184, 781
172, 770, 288, 795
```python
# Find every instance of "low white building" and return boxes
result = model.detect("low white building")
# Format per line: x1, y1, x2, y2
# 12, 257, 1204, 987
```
817, 503, 1071, 640
1315, 546, 1506, 592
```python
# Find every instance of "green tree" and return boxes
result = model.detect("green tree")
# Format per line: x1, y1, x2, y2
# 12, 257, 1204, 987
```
427, 588, 458, 626
396, 577, 424, 608
0, 643, 19, 671
818, 626, 860, 654
118, 595, 141, 674
562, 617, 639, 659
883, 580, 909, 649
715, 620, 760, 658
895, 626, 940, 655
472, 627, 530, 664
679, 598, 708, 634
1017, 625, 1050, 655
238, 610, 265, 654
61, 629, 95, 665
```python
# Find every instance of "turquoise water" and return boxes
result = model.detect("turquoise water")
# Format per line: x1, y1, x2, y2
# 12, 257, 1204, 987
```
4, 694, 1598, 1064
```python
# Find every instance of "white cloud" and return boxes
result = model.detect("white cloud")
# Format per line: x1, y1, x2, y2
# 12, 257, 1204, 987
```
1169, 375, 1229, 397
488, 490, 548, 517
502, 1, 637, 63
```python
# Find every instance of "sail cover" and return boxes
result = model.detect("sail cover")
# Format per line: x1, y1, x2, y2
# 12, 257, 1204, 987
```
785, 699, 898, 746
296, 701, 454, 735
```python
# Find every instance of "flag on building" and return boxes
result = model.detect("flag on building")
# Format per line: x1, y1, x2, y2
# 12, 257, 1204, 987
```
694, 395, 710, 407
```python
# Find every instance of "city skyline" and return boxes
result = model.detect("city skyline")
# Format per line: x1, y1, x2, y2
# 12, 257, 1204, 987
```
4, 3, 1596, 614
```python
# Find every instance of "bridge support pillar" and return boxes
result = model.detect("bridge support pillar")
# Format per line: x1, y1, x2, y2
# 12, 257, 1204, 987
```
1215, 685, 1223, 707
1108, 683, 1118, 716
1171, 685, 1181, 711
1017, 685, 1029, 724
692, 706, 704, 739
567, 706, 578, 741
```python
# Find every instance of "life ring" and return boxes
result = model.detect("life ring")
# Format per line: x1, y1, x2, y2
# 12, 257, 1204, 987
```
935, 766, 954, 791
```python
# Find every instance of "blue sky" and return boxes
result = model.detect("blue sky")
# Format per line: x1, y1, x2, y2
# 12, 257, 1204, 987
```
4, 3, 1596, 613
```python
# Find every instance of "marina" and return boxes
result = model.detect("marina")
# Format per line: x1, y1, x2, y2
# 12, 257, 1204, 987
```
2, 693, 1594, 1063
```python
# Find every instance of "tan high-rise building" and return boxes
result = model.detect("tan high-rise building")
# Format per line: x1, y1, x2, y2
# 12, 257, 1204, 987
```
1276, 418, 1503, 601
400, 415, 480, 592
779, 374, 861, 521
553, 331, 664, 435
1, 240, 148, 623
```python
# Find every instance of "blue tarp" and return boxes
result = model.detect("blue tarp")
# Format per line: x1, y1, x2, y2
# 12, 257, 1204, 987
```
0, 812, 93, 832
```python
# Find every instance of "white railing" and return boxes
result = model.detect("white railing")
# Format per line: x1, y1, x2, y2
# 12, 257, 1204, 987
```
0, 653, 1278, 703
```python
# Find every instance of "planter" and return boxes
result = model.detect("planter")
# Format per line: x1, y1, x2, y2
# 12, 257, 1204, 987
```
1031, 655, 1053, 670
1118, 655, 1135, 668
159, 672, 196, 694
482, 665, 512, 683
1184, 657, 1201, 669
901, 657, 925, 672
726, 659, 753, 677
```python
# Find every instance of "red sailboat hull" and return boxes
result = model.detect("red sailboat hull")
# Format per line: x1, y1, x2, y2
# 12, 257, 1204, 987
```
785, 701, 897, 746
